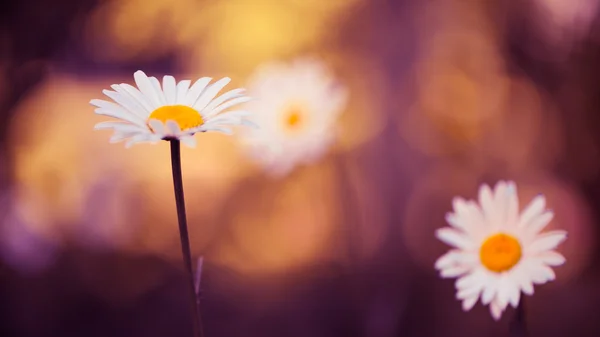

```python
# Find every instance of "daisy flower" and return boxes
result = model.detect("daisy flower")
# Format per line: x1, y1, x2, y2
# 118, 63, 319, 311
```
91, 70, 253, 148
434, 181, 567, 320
239, 58, 348, 176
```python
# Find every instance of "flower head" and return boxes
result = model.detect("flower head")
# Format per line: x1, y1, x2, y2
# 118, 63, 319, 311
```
239, 58, 347, 176
435, 181, 567, 320
91, 71, 253, 148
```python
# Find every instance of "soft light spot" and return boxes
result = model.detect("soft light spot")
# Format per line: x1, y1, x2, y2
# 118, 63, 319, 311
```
480, 233, 522, 273
148, 105, 203, 131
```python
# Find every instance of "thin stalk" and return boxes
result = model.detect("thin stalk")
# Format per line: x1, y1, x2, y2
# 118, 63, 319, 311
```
170, 139, 204, 337
509, 299, 528, 337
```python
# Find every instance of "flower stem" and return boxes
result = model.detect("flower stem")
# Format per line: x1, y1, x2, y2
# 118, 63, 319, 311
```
509, 299, 528, 337
169, 139, 204, 337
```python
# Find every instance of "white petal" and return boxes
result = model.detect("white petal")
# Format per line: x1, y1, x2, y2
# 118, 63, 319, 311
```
435, 250, 478, 270
200, 125, 233, 135
176, 80, 191, 104
204, 96, 252, 118
478, 184, 496, 223
125, 134, 152, 148
185, 77, 212, 106
526, 230, 567, 255
148, 119, 166, 135
457, 282, 483, 300
94, 121, 146, 133
180, 135, 197, 148
93, 107, 146, 127
166, 120, 182, 135
531, 265, 556, 284
513, 267, 535, 295
481, 281, 497, 305
119, 83, 156, 112
489, 298, 503, 321
133, 70, 161, 108
149, 76, 166, 106
109, 132, 136, 143
456, 269, 486, 290
525, 211, 554, 236
508, 283, 521, 308
536, 251, 566, 266
193, 77, 231, 111
440, 265, 471, 278
506, 181, 519, 226
519, 195, 546, 228
493, 181, 509, 228
435, 228, 475, 250
102, 89, 147, 118
203, 88, 246, 112
462, 295, 479, 311
495, 276, 512, 311
163, 75, 177, 105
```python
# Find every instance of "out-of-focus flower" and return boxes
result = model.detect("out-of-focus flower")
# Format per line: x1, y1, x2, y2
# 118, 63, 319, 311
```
92, 71, 253, 148
435, 181, 567, 320
239, 58, 347, 177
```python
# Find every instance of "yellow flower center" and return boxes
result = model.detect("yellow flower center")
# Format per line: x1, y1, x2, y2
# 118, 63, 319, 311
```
147, 105, 204, 131
282, 105, 306, 131
479, 233, 522, 273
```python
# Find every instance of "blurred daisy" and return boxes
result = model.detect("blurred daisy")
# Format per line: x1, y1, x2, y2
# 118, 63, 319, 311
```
91, 70, 252, 148
240, 58, 347, 176
435, 181, 567, 320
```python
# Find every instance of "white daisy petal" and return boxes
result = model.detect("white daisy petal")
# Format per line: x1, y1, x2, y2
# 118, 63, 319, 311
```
94, 121, 146, 134
176, 80, 191, 104
456, 283, 484, 300
506, 181, 519, 226
478, 184, 495, 222
489, 298, 503, 321
526, 230, 567, 255
90, 99, 147, 125
109, 132, 137, 143
508, 283, 521, 308
435, 251, 462, 270
180, 135, 197, 148
531, 265, 556, 284
519, 195, 546, 228
162, 75, 177, 105
493, 181, 509, 227
133, 70, 161, 107
149, 76, 166, 106
435, 228, 475, 250
119, 83, 156, 112
440, 265, 471, 278
102, 89, 147, 119
203, 88, 246, 112
456, 269, 486, 290
462, 295, 479, 311
147, 119, 166, 135
204, 96, 253, 118
202, 126, 233, 135
93, 107, 146, 128
481, 282, 497, 305
185, 77, 212, 106
166, 120, 182, 135
536, 251, 566, 266
525, 211, 554, 236
125, 134, 152, 148
193, 77, 232, 111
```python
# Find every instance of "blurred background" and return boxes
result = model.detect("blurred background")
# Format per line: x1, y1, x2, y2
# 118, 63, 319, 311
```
1, 0, 600, 336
